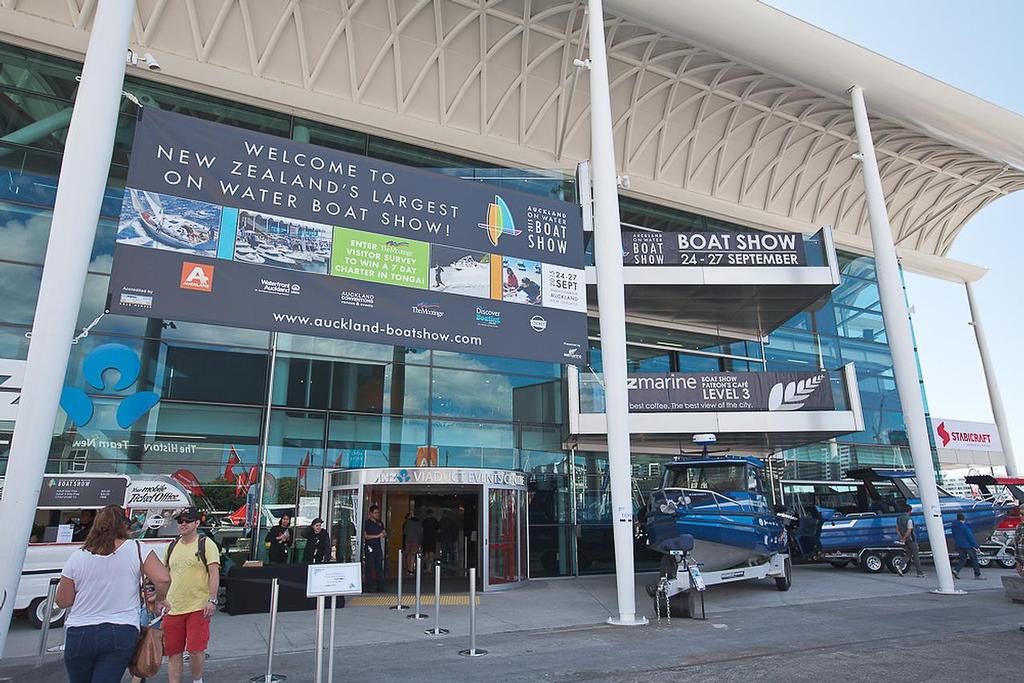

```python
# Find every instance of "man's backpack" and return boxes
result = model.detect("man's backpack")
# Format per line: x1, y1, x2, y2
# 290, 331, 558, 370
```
165, 535, 219, 573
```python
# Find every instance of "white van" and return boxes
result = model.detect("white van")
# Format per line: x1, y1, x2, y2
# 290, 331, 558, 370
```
5, 473, 193, 628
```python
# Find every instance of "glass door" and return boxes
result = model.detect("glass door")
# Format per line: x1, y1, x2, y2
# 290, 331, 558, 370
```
483, 485, 526, 589
327, 485, 361, 563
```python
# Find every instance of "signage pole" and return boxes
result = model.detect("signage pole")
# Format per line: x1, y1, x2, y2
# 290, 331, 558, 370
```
965, 281, 1017, 476
313, 595, 325, 682
849, 85, 959, 595
253, 332, 279, 560
585, 0, 645, 625
0, 0, 135, 655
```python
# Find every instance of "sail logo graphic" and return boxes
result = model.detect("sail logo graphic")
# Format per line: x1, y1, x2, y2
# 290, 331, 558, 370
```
478, 195, 522, 247
180, 261, 214, 292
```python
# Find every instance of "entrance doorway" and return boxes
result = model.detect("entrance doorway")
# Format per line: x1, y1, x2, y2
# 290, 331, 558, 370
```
323, 467, 527, 591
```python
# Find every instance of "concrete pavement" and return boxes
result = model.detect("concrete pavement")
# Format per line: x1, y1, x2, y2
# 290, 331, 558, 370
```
4, 564, 1021, 681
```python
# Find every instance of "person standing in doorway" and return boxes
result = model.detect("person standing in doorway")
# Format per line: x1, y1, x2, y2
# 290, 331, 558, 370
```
951, 512, 983, 580
439, 509, 458, 570
421, 509, 439, 573
265, 513, 293, 564
895, 502, 924, 577
302, 518, 331, 564
403, 510, 423, 575
362, 505, 386, 592
164, 506, 220, 683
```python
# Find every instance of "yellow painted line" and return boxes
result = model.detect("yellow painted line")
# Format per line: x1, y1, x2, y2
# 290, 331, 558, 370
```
346, 594, 479, 607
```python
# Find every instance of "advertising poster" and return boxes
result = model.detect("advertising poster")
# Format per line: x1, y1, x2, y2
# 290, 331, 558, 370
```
627, 371, 834, 413
106, 108, 587, 366
622, 230, 806, 266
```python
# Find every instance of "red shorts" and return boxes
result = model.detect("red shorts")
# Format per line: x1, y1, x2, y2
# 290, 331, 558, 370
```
162, 610, 211, 656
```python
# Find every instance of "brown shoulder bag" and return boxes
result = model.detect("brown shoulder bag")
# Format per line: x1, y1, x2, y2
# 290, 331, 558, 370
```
129, 541, 164, 678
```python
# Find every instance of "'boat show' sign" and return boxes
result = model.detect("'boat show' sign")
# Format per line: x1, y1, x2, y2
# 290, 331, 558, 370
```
106, 108, 586, 365
627, 371, 834, 413
622, 230, 806, 267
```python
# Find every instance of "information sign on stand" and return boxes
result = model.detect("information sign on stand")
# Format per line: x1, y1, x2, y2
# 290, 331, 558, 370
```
306, 563, 362, 598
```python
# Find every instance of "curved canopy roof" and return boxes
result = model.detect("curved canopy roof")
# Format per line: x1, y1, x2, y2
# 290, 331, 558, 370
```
2, 0, 1021, 275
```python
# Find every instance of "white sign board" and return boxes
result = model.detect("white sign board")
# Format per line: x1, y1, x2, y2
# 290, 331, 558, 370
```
931, 418, 1002, 452
306, 563, 362, 597
56, 524, 74, 543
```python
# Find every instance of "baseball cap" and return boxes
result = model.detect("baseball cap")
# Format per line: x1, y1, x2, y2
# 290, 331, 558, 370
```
175, 506, 200, 523
311, 517, 324, 525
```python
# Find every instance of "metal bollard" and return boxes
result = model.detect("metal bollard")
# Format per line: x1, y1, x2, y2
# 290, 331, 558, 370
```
250, 578, 286, 682
389, 548, 408, 610
458, 568, 487, 657
406, 553, 428, 619
425, 560, 449, 636
36, 577, 59, 665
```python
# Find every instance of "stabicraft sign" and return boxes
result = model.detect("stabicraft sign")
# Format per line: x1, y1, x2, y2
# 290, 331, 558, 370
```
106, 108, 586, 366
627, 371, 834, 413
931, 418, 1001, 452
622, 230, 806, 267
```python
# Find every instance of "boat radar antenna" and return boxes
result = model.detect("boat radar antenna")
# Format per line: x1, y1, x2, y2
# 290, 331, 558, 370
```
693, 434, 717, 458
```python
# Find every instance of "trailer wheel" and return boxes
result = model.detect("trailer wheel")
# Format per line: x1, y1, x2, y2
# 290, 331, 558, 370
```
860, 551, 885, 573
27, 597, 67, 629
775, 557, 792, 591
669, 590, 698, 618
829, 560, 850, 569
998, 555, 1017, 570
886, 552, 909, 575
976, 554, 991, 568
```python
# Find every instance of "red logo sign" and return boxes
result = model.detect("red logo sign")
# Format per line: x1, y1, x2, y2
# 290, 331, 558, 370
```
936, 421, 951, 447
180, 262, 214, 292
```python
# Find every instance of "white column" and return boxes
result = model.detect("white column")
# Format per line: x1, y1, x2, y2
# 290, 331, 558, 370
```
849, 86, 959, 594
0, 0, 136, 655
965, 281, 1017, 476
586, 0, 644, 625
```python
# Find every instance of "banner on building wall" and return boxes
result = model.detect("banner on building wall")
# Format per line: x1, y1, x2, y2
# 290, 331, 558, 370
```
622, 230, 806, 267
930, 417, 1001, 452
627, 370, 834, 413
106, 108, 587, 366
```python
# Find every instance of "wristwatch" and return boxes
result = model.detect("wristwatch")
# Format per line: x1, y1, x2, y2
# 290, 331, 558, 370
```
207, 598, 218, 605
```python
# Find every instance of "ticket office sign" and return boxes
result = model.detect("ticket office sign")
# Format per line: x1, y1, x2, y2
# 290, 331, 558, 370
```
106, 108, 587, 366
622, 230, 807, 267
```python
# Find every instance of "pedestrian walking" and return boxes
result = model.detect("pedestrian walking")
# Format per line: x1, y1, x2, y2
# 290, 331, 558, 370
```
164, 506, 221, 683
403, 510, 423, 574
421, 509, 439, 571
265, 513, 293, 564
302, 517, 331, 564
896, 502, 925, 577
56, 505, 171, 683
362, 505, 386, 592
951, 512, 984, 580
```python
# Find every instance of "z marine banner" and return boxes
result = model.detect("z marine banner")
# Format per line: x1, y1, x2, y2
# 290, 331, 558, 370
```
106, 108, 587, 365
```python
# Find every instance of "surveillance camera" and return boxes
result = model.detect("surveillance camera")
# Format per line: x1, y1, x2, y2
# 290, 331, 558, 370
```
142, 53, 161, 72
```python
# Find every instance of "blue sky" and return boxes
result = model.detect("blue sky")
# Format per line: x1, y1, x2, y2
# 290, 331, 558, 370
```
765, 0, 1023, 459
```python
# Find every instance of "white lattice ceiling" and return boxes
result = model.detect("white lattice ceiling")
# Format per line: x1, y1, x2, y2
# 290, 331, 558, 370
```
2, 0, 1022, 265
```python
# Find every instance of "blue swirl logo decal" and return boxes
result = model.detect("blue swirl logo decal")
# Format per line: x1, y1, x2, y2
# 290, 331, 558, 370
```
59, 343, 160, 428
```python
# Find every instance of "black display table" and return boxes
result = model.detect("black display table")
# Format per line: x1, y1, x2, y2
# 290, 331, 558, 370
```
224, 564, 345, 615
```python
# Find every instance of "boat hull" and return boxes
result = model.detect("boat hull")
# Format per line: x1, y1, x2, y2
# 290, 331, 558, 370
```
647, 510, 787, 571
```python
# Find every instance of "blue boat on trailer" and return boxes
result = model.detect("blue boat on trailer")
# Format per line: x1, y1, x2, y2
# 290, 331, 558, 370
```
785, 467, 1006, 572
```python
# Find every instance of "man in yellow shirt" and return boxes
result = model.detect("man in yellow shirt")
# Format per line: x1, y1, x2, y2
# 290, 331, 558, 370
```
164, 507, 220, 683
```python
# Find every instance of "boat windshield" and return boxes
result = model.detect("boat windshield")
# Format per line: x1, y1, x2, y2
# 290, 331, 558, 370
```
900, 477, 954, 499
667, 464, 760, 497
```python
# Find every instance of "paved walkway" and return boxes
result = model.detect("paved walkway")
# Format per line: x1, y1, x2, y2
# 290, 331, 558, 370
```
3, 565, 1019, 681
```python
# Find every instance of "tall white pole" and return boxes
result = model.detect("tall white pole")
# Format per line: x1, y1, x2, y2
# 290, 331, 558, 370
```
0, 0, 136, 655
965, 281, 1017, 476
849, 86, 959, 595
586, 0, 645, 625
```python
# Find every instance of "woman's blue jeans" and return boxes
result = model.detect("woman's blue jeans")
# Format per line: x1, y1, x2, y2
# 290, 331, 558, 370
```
64, 622, 138, 683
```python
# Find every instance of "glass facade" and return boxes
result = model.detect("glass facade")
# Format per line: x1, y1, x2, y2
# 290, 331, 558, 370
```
0, 43, 937, 576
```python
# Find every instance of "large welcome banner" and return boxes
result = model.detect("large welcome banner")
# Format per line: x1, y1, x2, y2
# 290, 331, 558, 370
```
107, 109, 587, 365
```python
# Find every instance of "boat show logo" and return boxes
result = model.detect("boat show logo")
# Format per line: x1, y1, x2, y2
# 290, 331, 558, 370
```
562, 342, 582, 361
411, 302, 445, 318
59, 343, 160, 428
478, 195, 521, 247
179, 261, 214, 292
529, 315, 547, 332
475, 306, 502, 328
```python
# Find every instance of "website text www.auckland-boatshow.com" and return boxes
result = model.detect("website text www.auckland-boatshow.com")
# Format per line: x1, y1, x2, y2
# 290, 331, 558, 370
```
271, 312, 483, 347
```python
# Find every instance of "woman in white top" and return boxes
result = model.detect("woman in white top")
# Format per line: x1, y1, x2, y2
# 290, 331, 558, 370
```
56, 505, 171, 683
